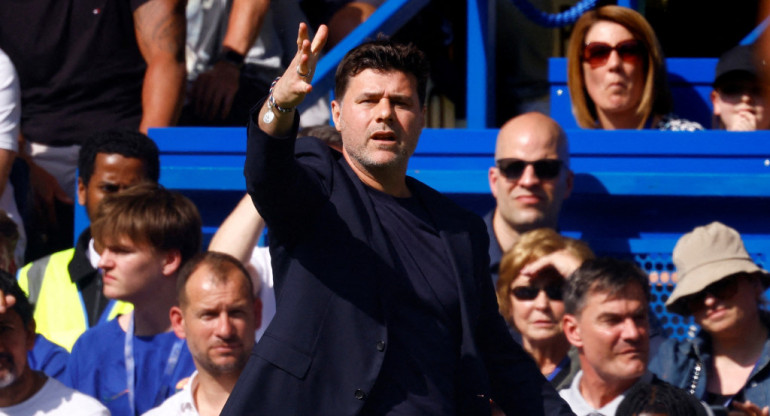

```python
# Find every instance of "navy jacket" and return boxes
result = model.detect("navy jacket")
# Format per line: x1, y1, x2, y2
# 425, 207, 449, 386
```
221, 114, 574, 416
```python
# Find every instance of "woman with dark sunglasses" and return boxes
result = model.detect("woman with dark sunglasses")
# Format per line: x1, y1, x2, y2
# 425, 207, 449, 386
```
566, 6, 703, 131
495, 228, 594, 389
649, 222, 770, 415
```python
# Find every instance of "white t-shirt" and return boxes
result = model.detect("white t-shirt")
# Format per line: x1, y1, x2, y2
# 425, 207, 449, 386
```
559, 370, 653, 416
250, 246, 274, 341
0, 48, 24, 267
0, 377, 109, 416
142, 371, 199, 416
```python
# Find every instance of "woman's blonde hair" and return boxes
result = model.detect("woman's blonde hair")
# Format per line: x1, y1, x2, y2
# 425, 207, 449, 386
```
496, 228, 594, 326
566, 5, 671, 129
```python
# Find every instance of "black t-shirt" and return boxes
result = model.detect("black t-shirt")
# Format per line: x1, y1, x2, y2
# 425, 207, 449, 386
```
0, 0, 149, 146
361, 186, 461, 416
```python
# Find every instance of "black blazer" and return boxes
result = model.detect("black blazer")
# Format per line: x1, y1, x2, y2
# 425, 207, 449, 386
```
221, 115, 574, 416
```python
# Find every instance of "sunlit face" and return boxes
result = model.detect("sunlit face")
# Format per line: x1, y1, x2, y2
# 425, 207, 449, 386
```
97, 236, 177, 304
332, 69, 424, 177
690, 275, 762, 337
172, 265, 259, 377
565, 284, 649, 384
489, 119, 572, 238
77, 154, 147, 220
509, 270, 566, 346
582, 21, 645, 127
712, 76, 770, 131
0, 309, 34, 389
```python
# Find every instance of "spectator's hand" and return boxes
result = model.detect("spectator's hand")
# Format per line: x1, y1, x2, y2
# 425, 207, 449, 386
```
0, 290, 16, 314
271, 23, 327, 109
191, 61, 241, 121
520, 249, 583, 279
731, 401, 770, 416
729, 111, 758, 132
29, 160, 74, 226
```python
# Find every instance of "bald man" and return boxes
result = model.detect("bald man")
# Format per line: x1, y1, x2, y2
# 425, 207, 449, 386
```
486, 112, 574, 284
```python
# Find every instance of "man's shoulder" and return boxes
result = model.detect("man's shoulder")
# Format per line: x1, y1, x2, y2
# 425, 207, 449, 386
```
142, 389, 192, 416
142, 371, 197, 416
71, 319, 122, 355
12, 377, 109, 415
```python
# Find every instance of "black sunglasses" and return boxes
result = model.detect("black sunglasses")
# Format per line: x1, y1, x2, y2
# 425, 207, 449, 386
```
496, 158, 563, 181
582, 39, 646, 69
684, 274, 742, 314
510, 284, 564, 301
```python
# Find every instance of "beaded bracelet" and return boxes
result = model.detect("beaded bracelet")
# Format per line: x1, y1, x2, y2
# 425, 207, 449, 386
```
268, 77, 293, 113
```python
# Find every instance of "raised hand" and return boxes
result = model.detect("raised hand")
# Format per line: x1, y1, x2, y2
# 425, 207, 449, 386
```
258, 23, 327, 134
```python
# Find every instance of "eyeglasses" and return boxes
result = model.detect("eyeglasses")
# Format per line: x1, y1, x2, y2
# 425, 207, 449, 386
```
496, 158, 563, 181
582, 39, 646, 69
684, 274, 741, 314
510, 284, 564, 301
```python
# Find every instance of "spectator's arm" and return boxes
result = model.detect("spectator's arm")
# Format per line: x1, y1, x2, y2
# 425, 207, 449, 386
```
133, 0, 186, 133
209, 193, 266, 264
192, 0, 271, 120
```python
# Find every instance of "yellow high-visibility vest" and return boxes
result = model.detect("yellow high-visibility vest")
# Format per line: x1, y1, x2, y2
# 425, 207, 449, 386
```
18, 248, 132, 351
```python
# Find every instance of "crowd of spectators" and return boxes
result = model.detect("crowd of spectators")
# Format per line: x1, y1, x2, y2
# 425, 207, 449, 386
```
0, 2, 767, 416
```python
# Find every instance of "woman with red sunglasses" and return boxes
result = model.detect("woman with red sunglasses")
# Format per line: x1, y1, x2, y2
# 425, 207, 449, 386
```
495, 228, 594, 389
566, 6, 703, 131
649, 222, 770, 415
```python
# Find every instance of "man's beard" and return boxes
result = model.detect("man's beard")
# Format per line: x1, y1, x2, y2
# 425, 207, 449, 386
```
0, 354, 17, 388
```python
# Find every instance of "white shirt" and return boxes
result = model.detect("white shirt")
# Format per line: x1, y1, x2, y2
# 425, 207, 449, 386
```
0, 377, 109, 416
559, 370, 653, 416
249, 246, 274, 341
142, 371, 199, 416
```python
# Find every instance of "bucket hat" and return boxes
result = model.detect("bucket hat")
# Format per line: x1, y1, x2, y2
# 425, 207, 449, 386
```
666, 221, 770, 315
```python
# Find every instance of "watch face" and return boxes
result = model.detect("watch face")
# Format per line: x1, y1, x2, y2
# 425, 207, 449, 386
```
263, 109, 275, 124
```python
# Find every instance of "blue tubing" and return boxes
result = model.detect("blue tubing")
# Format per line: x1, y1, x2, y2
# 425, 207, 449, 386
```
509, 0, 599, 28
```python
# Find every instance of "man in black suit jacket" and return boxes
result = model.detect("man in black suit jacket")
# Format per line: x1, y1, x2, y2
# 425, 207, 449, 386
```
222, 23, 574, 416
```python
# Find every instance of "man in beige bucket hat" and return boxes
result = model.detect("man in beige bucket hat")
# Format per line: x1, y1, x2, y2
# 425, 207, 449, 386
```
649, 221, 770, 415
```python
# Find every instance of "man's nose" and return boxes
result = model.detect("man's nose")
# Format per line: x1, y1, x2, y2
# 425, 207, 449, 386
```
621, 318, 643, 341
375, 99, 393, 122
215, 314, 235, 337
518, 164, 540, 187
97, 249, 113, 269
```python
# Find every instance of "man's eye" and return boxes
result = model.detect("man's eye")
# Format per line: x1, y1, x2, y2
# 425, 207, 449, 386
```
100, 184, 120, 193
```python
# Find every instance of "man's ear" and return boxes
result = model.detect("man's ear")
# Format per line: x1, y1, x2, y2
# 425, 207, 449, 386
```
161, 249, 182, 277
77, 177, 87, 207
488, 167, 499, 198
169, 306, 186, 339
564, 169, 575, 199
331, 100, 342, 132
562, 314, 583, 348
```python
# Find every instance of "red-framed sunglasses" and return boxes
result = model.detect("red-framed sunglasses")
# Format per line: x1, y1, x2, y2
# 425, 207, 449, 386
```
582, 39, 646, 69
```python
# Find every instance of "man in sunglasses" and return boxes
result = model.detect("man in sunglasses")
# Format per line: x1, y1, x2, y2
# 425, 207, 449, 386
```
650, 222, 770, 415
560, 258, 656, 416
487, 112, 574, 284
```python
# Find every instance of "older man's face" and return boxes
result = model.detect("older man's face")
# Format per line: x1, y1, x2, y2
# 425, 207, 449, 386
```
567, 283, 650, 384
0, 309, 34, 388
332, 69, 424, 177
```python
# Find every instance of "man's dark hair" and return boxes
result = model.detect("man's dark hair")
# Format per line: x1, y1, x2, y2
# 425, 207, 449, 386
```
91, 183, 202, 265
176, 251, 255, 308
564, 257, 650, 316
78, 129, 160, 186
334, 38, 430, 106
0, 269, 33, 326
616, 380, 709, 416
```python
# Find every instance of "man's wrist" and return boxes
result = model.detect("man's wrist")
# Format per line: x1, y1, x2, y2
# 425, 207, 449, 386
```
215, 47, 245, 69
